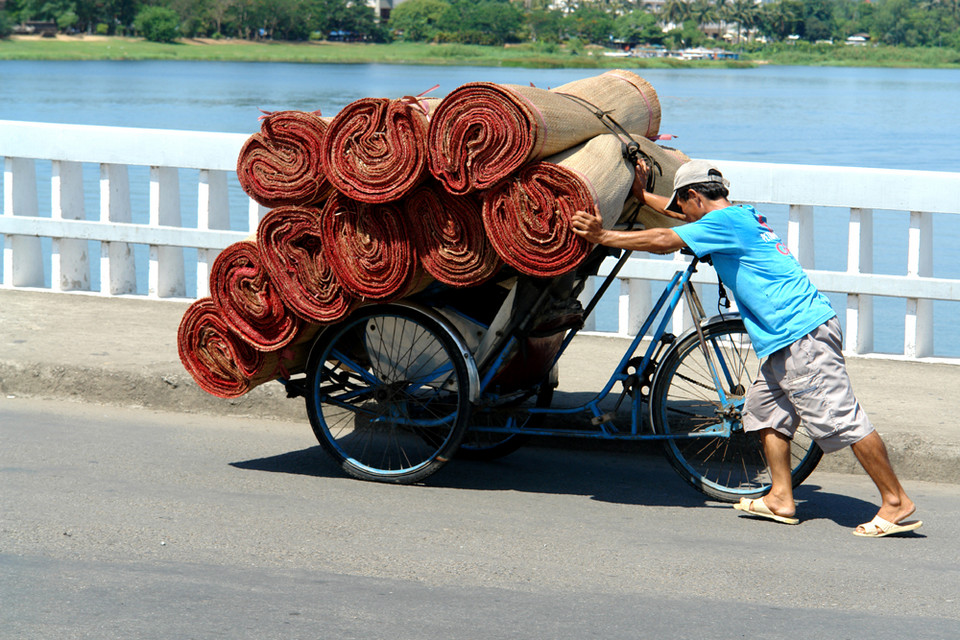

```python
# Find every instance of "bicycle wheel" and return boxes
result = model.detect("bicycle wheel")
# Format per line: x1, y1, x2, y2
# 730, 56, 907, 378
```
305, 305, 472, 484
457, 385, 554, 461
650, 318, 822, 502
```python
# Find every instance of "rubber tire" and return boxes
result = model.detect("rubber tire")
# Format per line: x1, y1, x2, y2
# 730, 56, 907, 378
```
650, 318, 823, 502
305, 305, 471, 484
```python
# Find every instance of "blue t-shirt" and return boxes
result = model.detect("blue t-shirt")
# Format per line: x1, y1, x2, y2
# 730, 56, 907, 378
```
673, 204, 835, 358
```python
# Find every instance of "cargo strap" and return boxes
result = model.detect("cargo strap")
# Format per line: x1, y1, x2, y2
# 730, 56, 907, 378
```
554, 92, 662, 195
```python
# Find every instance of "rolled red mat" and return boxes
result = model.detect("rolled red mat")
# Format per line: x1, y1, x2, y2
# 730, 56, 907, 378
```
318, 193, 424, 301
426, 82, 581, 195
322, 97, 438, 203
256, 205, 355, 325
427, 71, 661, 195
547, 133, 637, 230
481, 162, 595, 278
403, 182, 501, 287
177, 297, 275, 398
236, 110, 332, 208
210, 239, 301, 350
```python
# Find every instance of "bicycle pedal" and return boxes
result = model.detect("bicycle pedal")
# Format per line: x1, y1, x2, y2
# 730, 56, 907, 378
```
591, 412, 615, 426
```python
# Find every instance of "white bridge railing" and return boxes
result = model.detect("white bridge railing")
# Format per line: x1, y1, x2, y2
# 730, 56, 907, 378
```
3, 120, 959, 361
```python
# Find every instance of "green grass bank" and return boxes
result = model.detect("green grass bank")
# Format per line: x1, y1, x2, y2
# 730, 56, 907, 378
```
2, 35, 959, 69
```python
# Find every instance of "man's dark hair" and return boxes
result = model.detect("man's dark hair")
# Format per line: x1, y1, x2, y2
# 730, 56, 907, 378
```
677, 181, 729, 202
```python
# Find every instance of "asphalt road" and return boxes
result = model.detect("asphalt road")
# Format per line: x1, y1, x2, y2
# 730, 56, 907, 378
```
2, 396, 958, 640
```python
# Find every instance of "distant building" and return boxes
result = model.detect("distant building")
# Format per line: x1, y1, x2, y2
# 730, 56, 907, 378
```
368, 0, 410, 22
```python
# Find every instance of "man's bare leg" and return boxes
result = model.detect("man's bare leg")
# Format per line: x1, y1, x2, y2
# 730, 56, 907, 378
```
850, 431, 916, 527
758, 428, 796, 517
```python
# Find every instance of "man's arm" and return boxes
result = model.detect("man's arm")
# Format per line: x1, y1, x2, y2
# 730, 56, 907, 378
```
570, 209, 687, 255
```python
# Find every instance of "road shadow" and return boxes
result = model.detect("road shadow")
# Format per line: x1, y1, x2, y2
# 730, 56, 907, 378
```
231, 445, 339, 478
230, 440, 903, 523
793, 483, 926, 537
231, 443, 707, 508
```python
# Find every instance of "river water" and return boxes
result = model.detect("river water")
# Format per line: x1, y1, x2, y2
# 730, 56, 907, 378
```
1, 60, 958, 355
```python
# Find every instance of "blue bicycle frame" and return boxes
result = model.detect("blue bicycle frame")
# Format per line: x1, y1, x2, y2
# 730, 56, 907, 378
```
469, 254, 743, 441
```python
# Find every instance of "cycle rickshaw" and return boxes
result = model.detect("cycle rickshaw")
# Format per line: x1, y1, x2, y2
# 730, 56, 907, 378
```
283, 243, 823, 502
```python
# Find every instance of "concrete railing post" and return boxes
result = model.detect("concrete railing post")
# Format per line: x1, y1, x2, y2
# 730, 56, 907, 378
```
148, 166, 185, 298
845, 208, 874, 354
578, 277, 598, 332
620, 277, 651, 336
51, 160, 90, 291
196, 169, 230, 298
99, 162, 136, 295
788, 204, 815, 268
2, 157, 45, 288
670, 253, 691, 335
906, 210, 934, 358
248, 197, 267, 235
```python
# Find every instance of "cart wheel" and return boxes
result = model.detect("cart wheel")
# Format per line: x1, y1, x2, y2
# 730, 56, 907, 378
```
650, 318, 822, 502
305, 304, 472, 484
457, 385, 554, 461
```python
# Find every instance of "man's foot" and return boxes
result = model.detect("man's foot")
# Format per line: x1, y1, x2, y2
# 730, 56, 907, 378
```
853, 514, 923, 538
874, 500, 916, 527
733, 497, 800, 525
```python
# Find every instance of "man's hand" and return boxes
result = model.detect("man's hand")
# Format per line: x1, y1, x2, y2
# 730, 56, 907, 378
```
630, 158, 649, 203
571, 209, 606, 245
572, 208, 687, 254
660, 207, 689, 221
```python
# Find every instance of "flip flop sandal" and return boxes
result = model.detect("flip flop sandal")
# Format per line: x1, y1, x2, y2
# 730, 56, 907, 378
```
853, 515, 923, 538
733, 497, 800, 525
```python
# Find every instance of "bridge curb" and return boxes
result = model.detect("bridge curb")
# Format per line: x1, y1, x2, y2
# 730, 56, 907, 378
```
3, 357, 958, 486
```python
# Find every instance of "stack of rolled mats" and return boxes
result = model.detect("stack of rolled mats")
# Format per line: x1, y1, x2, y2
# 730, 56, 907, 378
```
179, 70, 691, 398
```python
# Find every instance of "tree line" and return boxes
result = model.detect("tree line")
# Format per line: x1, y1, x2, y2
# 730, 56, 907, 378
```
2, 0, 958, 49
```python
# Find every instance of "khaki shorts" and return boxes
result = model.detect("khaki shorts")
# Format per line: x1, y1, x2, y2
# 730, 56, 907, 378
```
743, 317, 874, 454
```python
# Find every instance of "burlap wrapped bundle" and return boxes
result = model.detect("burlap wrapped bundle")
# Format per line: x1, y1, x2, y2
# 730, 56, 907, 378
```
318, 193, 426, 301
427, 70, 660, 195
403, 181, 502, 287
551, 70, 661, 140
427, 82, 601, 195
210, 238, 301, 350
177, 297, 279, 398
256, 205, 356, 325
322, 97, 441, 203
237, 110, 332, 208
481, 134, 635, 278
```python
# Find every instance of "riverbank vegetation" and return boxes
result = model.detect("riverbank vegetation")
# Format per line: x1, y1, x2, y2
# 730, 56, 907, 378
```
2, 0, 959, 68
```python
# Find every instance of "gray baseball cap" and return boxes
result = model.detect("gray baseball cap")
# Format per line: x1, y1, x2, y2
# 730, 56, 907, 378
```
665, 160, 729, 213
